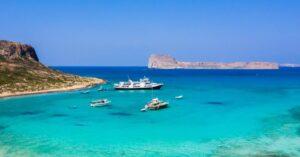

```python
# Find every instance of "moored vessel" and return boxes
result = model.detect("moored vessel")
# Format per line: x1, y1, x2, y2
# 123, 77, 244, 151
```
141, 98, 168, 112
114, 77, 163, 90
90, 99, 111, 107
175, 95, 183, 99
81, 90, 90, 94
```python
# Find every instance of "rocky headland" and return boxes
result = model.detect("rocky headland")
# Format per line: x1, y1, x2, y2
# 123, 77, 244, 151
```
0, 40, 104, 98
148, 54, 279, 69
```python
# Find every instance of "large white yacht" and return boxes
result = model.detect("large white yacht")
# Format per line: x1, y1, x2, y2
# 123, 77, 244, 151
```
114, 77, 163, 90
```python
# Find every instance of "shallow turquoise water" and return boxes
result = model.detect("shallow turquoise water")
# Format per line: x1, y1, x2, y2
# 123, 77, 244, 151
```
1, 67, 300, 156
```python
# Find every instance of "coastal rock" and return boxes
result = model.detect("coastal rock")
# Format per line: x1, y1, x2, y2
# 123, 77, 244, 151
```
148, 54, 279, 69
148, 54, 178, 69
0, 40, 39, 62
0, 40, 104, 98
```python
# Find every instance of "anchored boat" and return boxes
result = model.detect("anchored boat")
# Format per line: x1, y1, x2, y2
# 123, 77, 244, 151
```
114, 77, 163, 90
97, 86, 103, 91
141, 98, 168, 112
175, 95, 183, 99
90, 99, 111, 107
81, 90, 90, 94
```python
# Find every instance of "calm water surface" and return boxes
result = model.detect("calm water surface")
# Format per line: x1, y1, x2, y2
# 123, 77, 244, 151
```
1, 67, 300, 156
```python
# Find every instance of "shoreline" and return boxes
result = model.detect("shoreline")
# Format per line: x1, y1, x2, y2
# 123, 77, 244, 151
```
0, 79, 105, 99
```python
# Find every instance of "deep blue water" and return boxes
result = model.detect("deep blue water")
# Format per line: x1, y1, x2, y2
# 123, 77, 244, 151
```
0, 67, 300, 156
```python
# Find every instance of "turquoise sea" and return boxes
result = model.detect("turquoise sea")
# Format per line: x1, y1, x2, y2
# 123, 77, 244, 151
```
1, 67, 300, 156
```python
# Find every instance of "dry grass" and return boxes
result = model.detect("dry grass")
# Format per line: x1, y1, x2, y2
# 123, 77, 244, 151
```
0, 59, 103, 95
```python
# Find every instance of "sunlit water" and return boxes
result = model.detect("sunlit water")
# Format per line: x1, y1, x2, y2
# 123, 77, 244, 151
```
1, 67, 300, 156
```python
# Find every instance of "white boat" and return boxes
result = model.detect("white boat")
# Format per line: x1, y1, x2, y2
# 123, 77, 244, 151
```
90, 99, 111, 107
141, 98, 168, 112
81, 90, 90, 94
97, 86, 103, 91
114, 77, 163, 90
175, 95, 183, 99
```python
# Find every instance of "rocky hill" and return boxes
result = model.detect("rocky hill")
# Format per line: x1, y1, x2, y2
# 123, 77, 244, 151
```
148, 54, 279, 69
0, 40, 103, 98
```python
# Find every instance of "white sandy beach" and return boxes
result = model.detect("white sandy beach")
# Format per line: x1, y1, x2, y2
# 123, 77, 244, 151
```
0, 79, 105, 98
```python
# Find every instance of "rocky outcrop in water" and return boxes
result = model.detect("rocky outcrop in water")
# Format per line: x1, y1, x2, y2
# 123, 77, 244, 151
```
148, 54, 279, 69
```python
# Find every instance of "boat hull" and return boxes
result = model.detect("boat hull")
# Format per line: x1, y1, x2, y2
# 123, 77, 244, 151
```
90, 102, 110, 107
114, 84, 163, 90
148, 104, 168, 110
90, 104, 109, 107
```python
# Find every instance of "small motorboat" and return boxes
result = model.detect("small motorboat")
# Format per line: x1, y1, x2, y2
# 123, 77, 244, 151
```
97, 86, 103, 91
90, 99, 111, 107
141, 98, 168, 112
81, 90, 90, 94
175, 95, 183, 99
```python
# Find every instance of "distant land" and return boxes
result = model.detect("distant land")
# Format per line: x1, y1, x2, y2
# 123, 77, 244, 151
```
280, 63, 300, 68
148, 54, 279, 70
0, 40, 104, 98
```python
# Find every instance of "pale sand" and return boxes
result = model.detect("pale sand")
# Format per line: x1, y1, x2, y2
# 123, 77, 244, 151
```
0, 78, 105, 98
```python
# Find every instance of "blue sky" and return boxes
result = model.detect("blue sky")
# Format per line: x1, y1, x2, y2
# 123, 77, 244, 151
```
0, 0, 299, 66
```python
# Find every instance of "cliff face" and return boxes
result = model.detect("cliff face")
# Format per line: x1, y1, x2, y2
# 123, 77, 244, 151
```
0, 40, 39, 62
148, 54, 178, 69
0, 40, 103, 97
148, 54, 279, 69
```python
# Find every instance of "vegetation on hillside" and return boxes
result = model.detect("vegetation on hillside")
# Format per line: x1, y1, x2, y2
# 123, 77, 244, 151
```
0, 58, 100, 94
0, 40, 102, 95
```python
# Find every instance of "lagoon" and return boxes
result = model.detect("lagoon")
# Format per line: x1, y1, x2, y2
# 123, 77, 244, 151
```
1, 67, 300, 156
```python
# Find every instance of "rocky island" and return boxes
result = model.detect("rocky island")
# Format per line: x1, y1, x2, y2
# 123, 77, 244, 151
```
0, 40, 104, 98
148, 54, 279, 69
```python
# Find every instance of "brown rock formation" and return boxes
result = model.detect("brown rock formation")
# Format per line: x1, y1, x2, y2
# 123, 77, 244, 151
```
148, 54, 279, 69
0, 40, 39, 62
0, 40, 104, 98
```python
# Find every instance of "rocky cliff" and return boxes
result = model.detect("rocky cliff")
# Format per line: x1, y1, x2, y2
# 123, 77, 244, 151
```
148, 54, 279, 69
0, 40, 39, 62
0, 40, 103, 97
